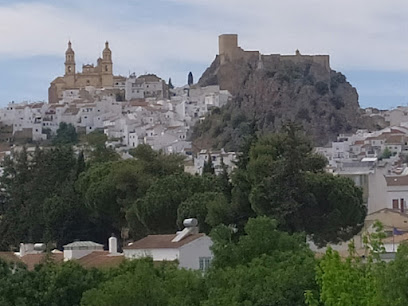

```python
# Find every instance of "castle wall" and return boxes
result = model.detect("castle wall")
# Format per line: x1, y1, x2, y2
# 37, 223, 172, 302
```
219, 34, 238, 57
279, 54, 330, 71
218, 34, 330, 72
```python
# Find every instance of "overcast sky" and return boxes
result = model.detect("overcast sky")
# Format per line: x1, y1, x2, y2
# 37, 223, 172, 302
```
0, 0, 407, 109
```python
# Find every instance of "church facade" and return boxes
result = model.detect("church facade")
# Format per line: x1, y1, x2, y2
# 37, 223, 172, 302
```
48, 41, 120, 104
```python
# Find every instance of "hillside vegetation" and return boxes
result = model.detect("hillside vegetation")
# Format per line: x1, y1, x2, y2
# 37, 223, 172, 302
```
193, 55, 380, 150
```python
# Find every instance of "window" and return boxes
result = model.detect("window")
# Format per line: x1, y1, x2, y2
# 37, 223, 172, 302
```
199, 257, 211, 271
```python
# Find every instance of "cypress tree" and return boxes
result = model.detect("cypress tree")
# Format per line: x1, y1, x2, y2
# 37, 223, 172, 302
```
188, 72, 194, 86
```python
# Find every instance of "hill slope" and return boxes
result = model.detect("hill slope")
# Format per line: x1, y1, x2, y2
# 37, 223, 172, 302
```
192, 55, 379, 150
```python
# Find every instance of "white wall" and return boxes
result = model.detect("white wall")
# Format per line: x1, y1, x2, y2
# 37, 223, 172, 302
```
124, 248, 179, 261
387, 186, 408, 213
64, 249, 97, 261
367, 167, 388, 214
179, 236, 213, 270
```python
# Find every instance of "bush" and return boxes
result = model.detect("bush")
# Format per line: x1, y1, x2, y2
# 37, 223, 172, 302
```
330, 96, 345, 109
315, 81, 329, 95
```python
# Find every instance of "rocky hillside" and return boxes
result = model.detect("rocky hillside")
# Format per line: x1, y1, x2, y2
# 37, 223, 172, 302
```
192, 55, 380, 150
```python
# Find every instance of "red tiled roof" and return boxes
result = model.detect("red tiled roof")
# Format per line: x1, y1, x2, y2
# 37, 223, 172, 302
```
76, 251, 125, 269
123, 233, 205, 250
0, 252, 21, 263
20, 253, 64, 270
385, 135, 407, 144
385, 175, 408, 187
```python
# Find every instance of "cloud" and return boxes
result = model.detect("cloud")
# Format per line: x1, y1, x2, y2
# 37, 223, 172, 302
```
0, 2, 216, 74
168, 0, 408, 71
1, 0, 407, 73
0, 0, 407, 104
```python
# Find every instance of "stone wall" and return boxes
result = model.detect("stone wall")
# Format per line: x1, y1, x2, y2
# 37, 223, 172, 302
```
218, 34, 330, 73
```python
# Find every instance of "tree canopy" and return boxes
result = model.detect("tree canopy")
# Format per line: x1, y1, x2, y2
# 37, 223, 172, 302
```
53, 122, 78, 145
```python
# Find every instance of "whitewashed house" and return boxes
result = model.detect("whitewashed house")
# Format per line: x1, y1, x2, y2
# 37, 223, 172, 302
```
193, 149, 238, 175
123, 219, 213, 271
63, 241, 104, 261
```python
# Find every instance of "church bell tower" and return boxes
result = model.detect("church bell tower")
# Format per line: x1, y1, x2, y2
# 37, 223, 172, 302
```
64, 41, 76, 87
101, 41, 113, 87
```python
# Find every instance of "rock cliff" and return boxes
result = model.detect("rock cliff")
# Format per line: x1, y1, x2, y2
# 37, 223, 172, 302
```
192, 54, 379, 150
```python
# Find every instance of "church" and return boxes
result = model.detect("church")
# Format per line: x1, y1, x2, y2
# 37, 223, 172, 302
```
48, 41, 123, 104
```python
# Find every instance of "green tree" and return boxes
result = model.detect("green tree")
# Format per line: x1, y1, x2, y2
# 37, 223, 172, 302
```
202, 153, 215, 175
53, 122, 78, 145
381, 147, 392, 159
168, 78, 174, 89
301, 173, 366, 246
85, 130, 120, 164
131, 173, 221, 235
188, 71, 194, 86
129, 144, 184, 176
81, 259, 167, 306
0, 146, 93, 249
77, 160, 151, 240
310, 248, 378, 306
177, 192, 232, 233
375, 244, 408, 305
241, 123, 364, 245
205, 217, 317, 305
0, 260, 102, 306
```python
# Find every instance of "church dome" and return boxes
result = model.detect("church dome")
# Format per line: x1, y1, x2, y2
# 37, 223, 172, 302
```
66, 41, 75, 55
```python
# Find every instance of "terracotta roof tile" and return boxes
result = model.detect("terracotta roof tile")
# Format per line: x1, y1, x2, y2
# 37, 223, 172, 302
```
0, 252, 21, 263
76, 251, 125, 269
385, 175, 408, 186
123, 233, 205, 250
20, 253, 64, 270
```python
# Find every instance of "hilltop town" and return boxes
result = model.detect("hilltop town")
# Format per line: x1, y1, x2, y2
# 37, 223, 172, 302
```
1, 33, 408, 305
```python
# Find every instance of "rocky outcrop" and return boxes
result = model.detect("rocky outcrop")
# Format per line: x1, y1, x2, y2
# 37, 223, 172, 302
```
193, 54, 379, 150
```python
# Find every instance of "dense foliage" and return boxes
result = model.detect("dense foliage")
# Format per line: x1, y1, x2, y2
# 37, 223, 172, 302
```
0, 125, 374, 304
0, 125, 365, 249
0, 217, 407, 305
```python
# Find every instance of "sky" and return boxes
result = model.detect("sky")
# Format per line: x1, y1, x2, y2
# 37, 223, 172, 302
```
0, 0, 407, 109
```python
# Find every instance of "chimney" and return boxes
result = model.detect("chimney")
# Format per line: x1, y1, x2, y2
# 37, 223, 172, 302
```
19, 243, 25, 257
109, 234, 118, 254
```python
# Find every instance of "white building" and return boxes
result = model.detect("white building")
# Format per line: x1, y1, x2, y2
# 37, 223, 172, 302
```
192, 149, 238, 175
123, 219, 213, 271
385, 173, 408, 213
63, 241, 104, 260
125, 74, 167, 101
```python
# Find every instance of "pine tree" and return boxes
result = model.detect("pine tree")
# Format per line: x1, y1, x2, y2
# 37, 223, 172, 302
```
76, 151, 86, 178
202, 153, 215, 175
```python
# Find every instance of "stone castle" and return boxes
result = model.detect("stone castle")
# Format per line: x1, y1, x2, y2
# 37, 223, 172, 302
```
48, 41, 124, 104
218, 34, 330, 72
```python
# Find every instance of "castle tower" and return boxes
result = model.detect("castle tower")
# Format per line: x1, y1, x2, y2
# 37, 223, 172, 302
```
64, 41, 76, 87
219, 34, 238, 64
101, 41, 113, 87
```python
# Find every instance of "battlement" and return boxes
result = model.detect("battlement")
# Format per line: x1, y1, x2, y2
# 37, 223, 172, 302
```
218, 34, 330, 72
219, 34, 259, 64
